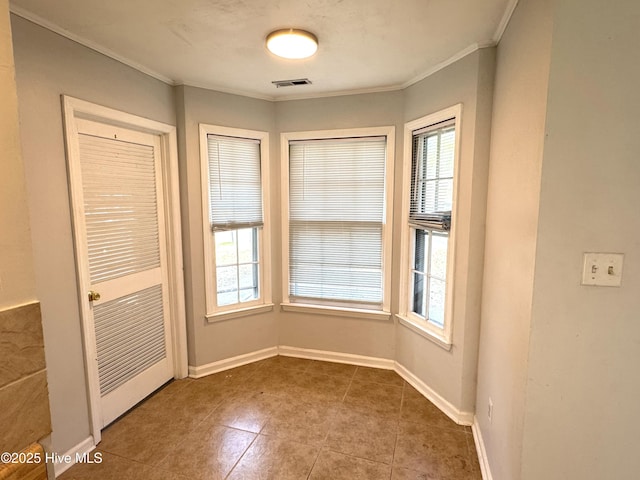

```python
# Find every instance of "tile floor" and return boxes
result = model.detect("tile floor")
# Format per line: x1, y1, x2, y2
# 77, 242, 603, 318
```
60, 356, 482, 479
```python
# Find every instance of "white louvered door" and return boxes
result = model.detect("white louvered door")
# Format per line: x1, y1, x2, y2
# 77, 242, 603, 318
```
73, 118, 174, 428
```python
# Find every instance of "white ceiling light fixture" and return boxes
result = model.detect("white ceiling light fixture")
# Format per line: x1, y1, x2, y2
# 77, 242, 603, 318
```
266, 29, 318, 59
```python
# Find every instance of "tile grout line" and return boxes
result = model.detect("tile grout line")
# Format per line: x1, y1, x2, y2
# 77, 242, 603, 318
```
217, 365, 266, 480
222, 432, 260, 480
340, 366, 358, 402
388, 381, 406, 477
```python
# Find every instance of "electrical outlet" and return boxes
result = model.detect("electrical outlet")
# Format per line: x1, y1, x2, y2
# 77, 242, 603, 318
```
488, 397, 493, 423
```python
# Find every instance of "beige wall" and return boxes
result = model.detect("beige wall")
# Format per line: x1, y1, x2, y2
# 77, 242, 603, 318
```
0, 0, 51, 459
397, 48, 494, 414
475, 0, 553, 478
176, 85, 279, 366
11, 15, 176, 456
0, 0, 35, 309
522, 0, 640, 478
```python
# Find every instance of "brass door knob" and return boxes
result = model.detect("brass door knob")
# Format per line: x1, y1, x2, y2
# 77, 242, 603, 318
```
88, 291, 101, 302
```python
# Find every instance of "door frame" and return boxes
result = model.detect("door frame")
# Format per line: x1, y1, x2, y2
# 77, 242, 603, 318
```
62, 95, 187, 445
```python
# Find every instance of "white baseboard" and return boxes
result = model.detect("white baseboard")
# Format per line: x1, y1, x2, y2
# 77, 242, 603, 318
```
394, 362, 474, 426
472, 417, 494, 480
188, 346, 278, 378
53, 436, 95, 477
278, 345, 395, 369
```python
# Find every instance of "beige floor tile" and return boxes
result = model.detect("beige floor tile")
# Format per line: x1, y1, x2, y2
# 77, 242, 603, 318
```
155, 424, 256, 480
226, 435, 319, 480
394, 421, 479, 480
290, 371, 352, 403
202, 391, 281, 433
240, 364, 303, 397
390, 466, 431, 479
61, 358, 483, 480
59, 450, 186, 480
261, 398, 340, 445
353, 366, 404, 386
197, 363, 261, 389
400, 385, 467, 432
253, 355, 315, 371
154, 378, 194, 396
309, 450, 392, 480
325, 405, 398, 464
305, 360, 357, 378
465, 433, 483, 479
343, 380, 403, 418
136, 381, 231, 430
97, 408, 191, 465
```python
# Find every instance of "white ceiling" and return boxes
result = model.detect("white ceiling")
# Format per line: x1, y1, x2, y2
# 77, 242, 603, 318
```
10, 0, 516, 100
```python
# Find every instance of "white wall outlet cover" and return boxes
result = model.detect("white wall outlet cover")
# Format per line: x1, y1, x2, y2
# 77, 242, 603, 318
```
581, 253, 624, 287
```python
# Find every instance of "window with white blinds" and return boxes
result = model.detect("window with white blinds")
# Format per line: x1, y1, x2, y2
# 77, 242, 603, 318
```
201, 126, 270, 317
207, 134, 263, 231
403, 111, 458, 341
287, 135, 389, 308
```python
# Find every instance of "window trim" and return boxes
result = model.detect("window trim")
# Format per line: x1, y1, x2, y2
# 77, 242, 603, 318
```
199, 124, 271, 320
398, 105, 462, 347
280, 126, 395, 317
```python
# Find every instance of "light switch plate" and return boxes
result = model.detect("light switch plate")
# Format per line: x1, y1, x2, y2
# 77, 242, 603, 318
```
581, 253, 624, 287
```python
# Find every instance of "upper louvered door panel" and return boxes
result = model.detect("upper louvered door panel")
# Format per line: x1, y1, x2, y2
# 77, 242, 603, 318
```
79, 134, 161, 284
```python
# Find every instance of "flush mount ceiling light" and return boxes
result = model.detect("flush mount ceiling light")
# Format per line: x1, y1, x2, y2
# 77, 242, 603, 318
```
266, 29, 318, 59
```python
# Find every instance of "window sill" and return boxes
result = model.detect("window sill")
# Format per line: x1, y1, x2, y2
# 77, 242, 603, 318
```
281, 302, 392, 321
396, 314, 452, 351
206, 303, 274, 323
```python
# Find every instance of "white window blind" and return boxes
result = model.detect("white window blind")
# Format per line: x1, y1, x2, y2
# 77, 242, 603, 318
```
288, 136, 387, 306
410, 119, 455, 231
207, 134, 263, 231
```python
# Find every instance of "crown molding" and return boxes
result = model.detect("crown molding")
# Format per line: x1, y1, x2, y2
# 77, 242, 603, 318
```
9, 3, 175, 86
493, 0, 520, 43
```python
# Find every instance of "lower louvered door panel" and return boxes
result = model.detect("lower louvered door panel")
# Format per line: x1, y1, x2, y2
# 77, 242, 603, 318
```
94, 285, 166, 396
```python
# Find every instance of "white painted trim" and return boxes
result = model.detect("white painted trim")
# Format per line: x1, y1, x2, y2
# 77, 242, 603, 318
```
52, 436, 95, 478
9, 5, 174, 86
277, 345, 396, 370
281, 303, 391, 322
161, 122, 189, 379
396, 314, 452, 351
395, 362, 474, 426
180, 80, 280, 102
493, 0, 520, 44
188, 347, 278, 378
472, 417, 494, 480
62, 96, 188, 443
270, 83, 404, 102
402, 44, 483, 90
